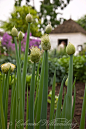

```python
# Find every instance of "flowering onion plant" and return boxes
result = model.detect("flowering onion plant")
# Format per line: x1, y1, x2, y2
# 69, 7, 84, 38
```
0, 13, 86, 129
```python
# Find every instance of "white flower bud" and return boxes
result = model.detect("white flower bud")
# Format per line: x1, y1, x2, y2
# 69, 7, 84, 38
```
45, 23, 52, 34
26, 13, 33, 23
11, 26, 18, 37
18, 31, 23, 40
66, 42, 75, 55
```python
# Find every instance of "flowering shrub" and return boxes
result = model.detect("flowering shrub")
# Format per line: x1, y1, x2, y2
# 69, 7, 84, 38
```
1, 33, 15, 52
1, 33, 41, 53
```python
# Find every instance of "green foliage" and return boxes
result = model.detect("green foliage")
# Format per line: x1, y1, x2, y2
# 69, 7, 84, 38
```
77, 15, 86, 31
48, 57, 65, 85
39, 0, 71, 30
58, 55, 86, 82
0, 6, 42, 37
79, 45, 86, 55
14, 0, 71, 31
14, 0, 30, 6
49, 48, 68, 58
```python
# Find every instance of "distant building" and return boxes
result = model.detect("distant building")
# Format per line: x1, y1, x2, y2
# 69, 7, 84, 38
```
49, 19, 86, 54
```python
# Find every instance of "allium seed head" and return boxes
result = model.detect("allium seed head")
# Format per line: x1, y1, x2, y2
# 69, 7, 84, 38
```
30, 47, 41, 63
1, 62, 16, 74
41, 34, 51, 50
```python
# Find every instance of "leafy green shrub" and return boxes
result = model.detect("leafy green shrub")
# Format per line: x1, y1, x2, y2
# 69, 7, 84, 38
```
49, 48, 68, 59
48, 57, 66, 86
79, 46, 86, 55
58, 55, 86, 82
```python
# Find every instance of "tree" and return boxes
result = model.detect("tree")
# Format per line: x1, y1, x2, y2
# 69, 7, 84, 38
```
14, 0, 22, 6
13, 0, 71, 32
14, 0, 71, 31
14, 0, 33, 8
0, 6, 42, 37
77, 15, 86, 31
39, 0, 71, 30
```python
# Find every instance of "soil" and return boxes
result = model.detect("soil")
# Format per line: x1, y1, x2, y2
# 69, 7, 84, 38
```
7, 82, 86, 129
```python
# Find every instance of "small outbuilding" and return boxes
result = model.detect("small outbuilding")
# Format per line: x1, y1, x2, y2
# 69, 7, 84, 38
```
49, 18, 86, 53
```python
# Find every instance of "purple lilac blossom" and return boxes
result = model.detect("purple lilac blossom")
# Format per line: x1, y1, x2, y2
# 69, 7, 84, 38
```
1, 32, 41, 53
1, 33, 15, 51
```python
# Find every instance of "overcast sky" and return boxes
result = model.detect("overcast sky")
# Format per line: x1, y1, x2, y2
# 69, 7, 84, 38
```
0, 0, 86, 21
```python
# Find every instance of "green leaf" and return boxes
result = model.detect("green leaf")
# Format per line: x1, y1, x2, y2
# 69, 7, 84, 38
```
79, 85, 86, 129
54, 77, 65, 129
72, 86, 76, 120
40, 51, 48, 129
26, 86, 29, 129
28, 63, 36, 129
49, 70, 56, 129
0, 75, 5, 129
65, 55, 73, 129
9, 73, 16, 129
35, 52, 45, 129
14, 37, 23, 129
22, 23, 30, 117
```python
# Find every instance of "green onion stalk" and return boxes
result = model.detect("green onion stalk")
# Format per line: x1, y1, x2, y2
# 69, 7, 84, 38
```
40, 50, 48, 129
49, 70, 56, 129
11, 13, 32, 129
28, 46, 41, 129
9, 72, 16, 129
28, 62, 36, 129
64, 42, 75, 129
79, 85, 86, 129
34, 60, 41, 120
14, 36, 24, 129
22, 22, 30, 108
54, 77, 65, 129
12, 26, 24, 129
35, 52, 45, 129
0, 76, 6, 129
40, 27, 51, 129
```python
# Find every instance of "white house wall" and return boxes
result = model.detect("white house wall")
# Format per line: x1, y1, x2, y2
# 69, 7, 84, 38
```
49, 33, 86, 50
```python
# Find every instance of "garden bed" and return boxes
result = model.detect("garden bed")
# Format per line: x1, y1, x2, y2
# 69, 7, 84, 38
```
7, 82, 85, 129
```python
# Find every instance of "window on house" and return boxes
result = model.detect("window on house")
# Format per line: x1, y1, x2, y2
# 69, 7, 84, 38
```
77, 45, 83, 52
58, 39, 68, 46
